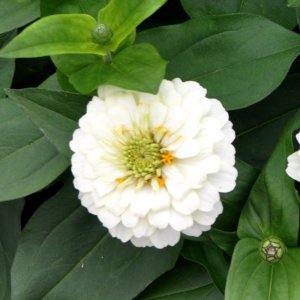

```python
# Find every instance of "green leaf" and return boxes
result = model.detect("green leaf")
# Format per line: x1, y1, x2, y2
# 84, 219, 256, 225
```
0, 0, 39, 34
137, 259, 221, 299
225, 239, 300, 300
0, 31, 16, 96
0, 97, 68, 201
209, 229, 238, 256
0, 199, 23, 300
137, 14, 300, 110
56, 71, 78, 93
5, 88, 89, 158
238, 110, 300, 246
98, 0, 167, 51
182, 240, 229, 293
0, 14, 107, 58
288, 0, 300, 7
139, 284, 223, 300
11, 177, 182, 300
41, 0, 109, 18
181, 0, 297, 29
38, 73, 61, 91
52, 43, 167, 94
232, 73, 300, 168
215, 159, 259, 231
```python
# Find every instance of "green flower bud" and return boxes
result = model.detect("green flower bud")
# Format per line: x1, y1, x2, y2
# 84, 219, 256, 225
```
260, 237, 285, 263
91, 24, 113, 45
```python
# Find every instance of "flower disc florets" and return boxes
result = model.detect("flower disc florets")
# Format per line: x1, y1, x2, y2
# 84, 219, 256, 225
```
70, 78, 238, 249
123, 135, 162, 181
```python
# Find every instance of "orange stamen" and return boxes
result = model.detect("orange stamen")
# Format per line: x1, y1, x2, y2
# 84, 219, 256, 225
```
115, 177, 126, 184
161, 151, 175, 165
156, 177, 166, 187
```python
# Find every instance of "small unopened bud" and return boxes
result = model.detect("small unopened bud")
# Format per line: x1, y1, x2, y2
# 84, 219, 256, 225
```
260, 237, 285, 263
91, 24, 113, 45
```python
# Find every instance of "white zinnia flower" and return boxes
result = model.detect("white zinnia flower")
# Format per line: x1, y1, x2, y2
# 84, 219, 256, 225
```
286, 132, 300, 181
70, 78, 237, 249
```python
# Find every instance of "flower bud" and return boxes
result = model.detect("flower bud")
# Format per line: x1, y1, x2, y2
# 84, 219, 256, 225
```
260, 237, 285, 263
91, 24, 113, 45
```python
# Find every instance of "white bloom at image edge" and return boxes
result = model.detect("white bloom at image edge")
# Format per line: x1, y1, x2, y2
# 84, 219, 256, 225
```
70, 78, 238, 249
286, 132, 300, 182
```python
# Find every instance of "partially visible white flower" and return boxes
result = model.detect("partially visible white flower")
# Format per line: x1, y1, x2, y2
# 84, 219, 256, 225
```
70, 78, 238, 249
286, 133, 300, 181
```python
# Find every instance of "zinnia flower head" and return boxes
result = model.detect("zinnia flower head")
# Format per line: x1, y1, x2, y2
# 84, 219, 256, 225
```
286, 132, 300, 181
70, 78, 238, 249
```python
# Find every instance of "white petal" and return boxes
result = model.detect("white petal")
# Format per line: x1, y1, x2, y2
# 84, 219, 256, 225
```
193, 201, 223, 226
150, 226, 181, 249
193, 210, 217, 226
162, 164, 185, 183
175, 117, 201, 139
208, 163, 238, 192
182, 223, 210, 237
120, 186, 136, 208
150, 101, 168, 129
74, 177, 93, 193
131, 237, 153, 247
182, 90, 210, 119
222, 121, 235, 144
173, 139, 201, 159
207, 99, 229, 127
132, 219, 155, 238
180, 154, 221, 175
172, 191, 200, 215
94, 178, 116, 198
86, 96, 106, 113
121, 210, 139, 228
129, 188, 153, 217
214, 143, 236, 166
165, 178, 190, 199
286, 151, 300, 181
160, 80, 182, 106
173, 79, 207, 98
109, 224, 133, 243
197, 184, 220, 212
104, 190, 127, 216
150, 188, 171, 211
169, 210, 193, 231
98, 209, 120, 229
162, 106, 187, 132
148, 209, 170, 229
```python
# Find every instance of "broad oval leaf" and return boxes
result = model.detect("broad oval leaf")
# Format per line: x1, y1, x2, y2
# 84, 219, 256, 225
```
0, 0, 39, 34
226, 239, 300, 300
238, 109, 300, 245
5, 88, 90, 158
181, 0, 297, 29
98, 0, 167, 51
52, 43, 167, 94
288, 0, 300, 7
0, 97, 68, 201
0, 31, 15, 97
232, 73, 300, 168
137, 259, 219, 299
137, 14, 300, 110
182, 240, 229, 293
0, 199, 23, 300
41, 0, 109, 18
0, 14, 106, 58
11, 178, 182, 300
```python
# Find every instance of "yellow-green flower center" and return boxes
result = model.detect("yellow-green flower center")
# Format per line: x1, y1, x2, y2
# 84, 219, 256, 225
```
123, 136, 163, 181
